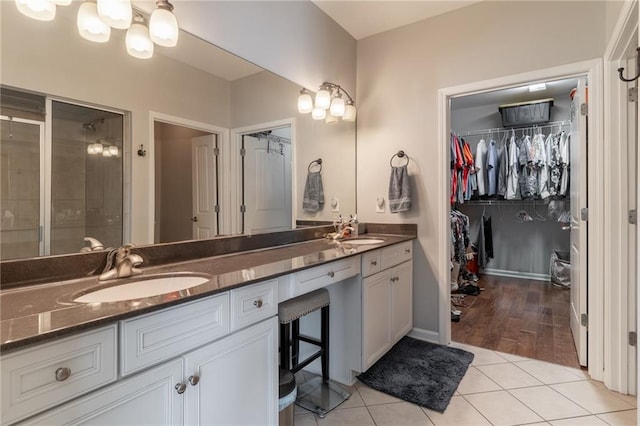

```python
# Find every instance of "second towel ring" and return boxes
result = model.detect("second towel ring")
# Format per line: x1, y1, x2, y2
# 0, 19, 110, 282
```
390, 150, 409, 167
308, 158, 322, 173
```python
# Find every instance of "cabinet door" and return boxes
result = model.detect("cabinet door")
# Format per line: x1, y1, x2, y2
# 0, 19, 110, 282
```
184, 316, 278, 426
390, 261, 413, 344
362, 270, 391, 371
20, 359, 184, 425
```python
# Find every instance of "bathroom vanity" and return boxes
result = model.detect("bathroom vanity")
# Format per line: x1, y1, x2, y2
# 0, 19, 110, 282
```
0, 232, 414, 425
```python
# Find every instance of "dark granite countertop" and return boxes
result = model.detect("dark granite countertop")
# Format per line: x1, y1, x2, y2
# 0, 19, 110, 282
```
0, 233, 415, 352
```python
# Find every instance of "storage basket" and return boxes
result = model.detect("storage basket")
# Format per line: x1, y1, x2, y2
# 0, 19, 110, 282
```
550, 250, 570, 288
499, 98, 553, 128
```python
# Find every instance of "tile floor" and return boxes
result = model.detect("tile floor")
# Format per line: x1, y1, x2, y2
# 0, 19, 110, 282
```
294, 342, 638, 426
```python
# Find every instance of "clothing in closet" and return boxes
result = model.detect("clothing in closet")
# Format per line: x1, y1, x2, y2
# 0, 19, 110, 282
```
475, 138, 488, 196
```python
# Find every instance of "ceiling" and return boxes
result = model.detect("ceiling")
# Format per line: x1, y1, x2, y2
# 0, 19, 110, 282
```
312, 0, 482, 40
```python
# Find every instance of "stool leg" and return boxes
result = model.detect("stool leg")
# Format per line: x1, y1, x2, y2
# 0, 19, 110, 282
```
321, 305, 329, 382
291, 319, 300, 368
280, 322, 290, 370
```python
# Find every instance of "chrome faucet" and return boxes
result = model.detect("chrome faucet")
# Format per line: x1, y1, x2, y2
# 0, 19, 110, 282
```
80, 237, 104, 253
99, 244, 143, 281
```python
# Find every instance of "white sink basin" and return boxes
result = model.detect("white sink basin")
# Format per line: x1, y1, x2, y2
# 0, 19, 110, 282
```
75, 273, 212, 303
341, 238, 385, 245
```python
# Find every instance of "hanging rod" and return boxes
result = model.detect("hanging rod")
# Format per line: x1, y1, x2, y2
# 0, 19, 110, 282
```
248, 131, 291, 144
460, 198, 565, 206
454, 120, 570, 138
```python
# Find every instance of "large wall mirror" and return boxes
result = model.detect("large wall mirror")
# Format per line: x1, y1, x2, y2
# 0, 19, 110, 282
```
0, 2, 356, 260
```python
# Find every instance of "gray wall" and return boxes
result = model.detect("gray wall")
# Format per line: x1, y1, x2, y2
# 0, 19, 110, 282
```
356, 1, 607, 337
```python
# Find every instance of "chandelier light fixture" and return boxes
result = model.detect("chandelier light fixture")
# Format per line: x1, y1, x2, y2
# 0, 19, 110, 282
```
15, 0, 179, 59
298, 82, 357, 124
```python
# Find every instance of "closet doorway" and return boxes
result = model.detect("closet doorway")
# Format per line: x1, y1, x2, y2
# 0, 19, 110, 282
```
438, 60, 604, 379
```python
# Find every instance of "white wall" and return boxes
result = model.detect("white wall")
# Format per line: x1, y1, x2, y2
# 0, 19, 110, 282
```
356, 1, 607, 335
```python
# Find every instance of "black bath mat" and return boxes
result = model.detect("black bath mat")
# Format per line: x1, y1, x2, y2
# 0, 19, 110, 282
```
357, 337, 474, 413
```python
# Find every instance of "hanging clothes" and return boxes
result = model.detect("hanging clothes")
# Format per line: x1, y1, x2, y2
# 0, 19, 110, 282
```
506, 131, 520, 200
497, 132, 508, 197
475, 138, 488, 196
559, 132, 570, 196
486, 139, 499, 196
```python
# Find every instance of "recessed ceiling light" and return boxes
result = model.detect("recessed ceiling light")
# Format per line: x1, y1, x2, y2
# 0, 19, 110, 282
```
529, 83, 547, 92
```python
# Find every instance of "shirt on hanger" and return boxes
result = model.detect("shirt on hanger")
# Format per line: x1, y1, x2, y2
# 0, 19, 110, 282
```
475, 139, 488, 196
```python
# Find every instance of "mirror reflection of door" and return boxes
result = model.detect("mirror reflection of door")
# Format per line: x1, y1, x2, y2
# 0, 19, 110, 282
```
241, 127, 292, 234
154, 122, 218, 243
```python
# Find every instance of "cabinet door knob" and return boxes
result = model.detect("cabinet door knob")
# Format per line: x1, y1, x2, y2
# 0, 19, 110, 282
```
327, 271, 335, 278
253, 299, 263, 308
175, 383, 187, 394
405, 248, 411, 254
371, 260, 377, 266
191, 216, 198, 222
188, 375, 200, 386
55, 367, 71, 382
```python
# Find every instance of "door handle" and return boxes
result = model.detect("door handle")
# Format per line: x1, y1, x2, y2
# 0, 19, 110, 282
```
191, 216, 198, 222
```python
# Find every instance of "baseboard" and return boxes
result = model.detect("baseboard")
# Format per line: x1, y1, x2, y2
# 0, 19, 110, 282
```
408, 328, 441, 344
482, 268, 550, 282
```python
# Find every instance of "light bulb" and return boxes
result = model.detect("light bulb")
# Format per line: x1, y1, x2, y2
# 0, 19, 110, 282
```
15, 0, 56, 21
330, 95, 345, 117
97, 0, 132, 29
109, 146, 119, 156
325, 114, 338, 125
126, 18, 154, 59
102, 149, 112, 157
93, 142, 103, 154
298, 91, 313, 114
149, 6, 179, 47
77, 1, 111, 43
311, 107, 326, 120
315, 87, 331, 110
87, 144, 96, 155
343, 103, 357, 122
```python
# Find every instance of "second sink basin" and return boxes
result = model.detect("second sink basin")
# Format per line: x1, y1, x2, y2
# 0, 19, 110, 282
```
341, 238, 385, 245
74, 272, 213, 303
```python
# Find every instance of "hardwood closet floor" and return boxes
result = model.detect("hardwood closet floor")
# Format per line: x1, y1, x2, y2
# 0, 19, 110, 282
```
451, 275, 581, 369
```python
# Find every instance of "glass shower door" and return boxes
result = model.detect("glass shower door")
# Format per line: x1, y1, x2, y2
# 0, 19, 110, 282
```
0, 116, 45, 260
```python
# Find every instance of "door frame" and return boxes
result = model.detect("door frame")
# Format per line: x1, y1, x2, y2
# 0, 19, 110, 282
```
229, 118, 296, 235
437, 58, 605, 381
603, 0, 638, 395
148, 112, 229, 239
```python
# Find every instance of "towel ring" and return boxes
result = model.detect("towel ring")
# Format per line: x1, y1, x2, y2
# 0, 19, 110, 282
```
308, 158, 322, 173
390, 150, 409, 167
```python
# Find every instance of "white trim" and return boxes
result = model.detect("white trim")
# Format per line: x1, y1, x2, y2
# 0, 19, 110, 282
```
482, 269, 550, 282
408, 327, 440, 344
602, 0, 639, 395
438, 58, 604, 381
229, 118, 296, 235
148, 111, 229, 239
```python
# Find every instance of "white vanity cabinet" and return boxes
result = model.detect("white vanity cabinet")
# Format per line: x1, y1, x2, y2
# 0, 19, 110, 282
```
9, 278, 280, 426
361, 241, 413, 371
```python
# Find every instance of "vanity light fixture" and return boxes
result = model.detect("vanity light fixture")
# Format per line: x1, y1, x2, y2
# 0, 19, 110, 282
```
126, 15, 153, 59
15, 0, 57, 21
298, 82, 357, 123
149, 0, 179, 47
97, 0, 132, 30
77, 0, 111, 43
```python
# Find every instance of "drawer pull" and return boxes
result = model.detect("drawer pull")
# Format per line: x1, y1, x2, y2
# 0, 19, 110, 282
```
370, 260, 377, 266
253, 299, 263, 308
55, 367, 71, 382
175, 383, 187, 394
390, 277, 399, 282
188, 375, 200, 386
327, 271, 335, 278
405, 248, 411, 254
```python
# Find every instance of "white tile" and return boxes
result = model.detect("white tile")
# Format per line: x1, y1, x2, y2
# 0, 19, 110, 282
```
497, 351, 531, 362
509, 386, 590, 420
295, 413, 318, 426
450, 342, 509, 366
465, 390, 544, 426
316, 407, 375, 426
549, 415, 608, 425
456, 367, 502, 394
422, 395, 491, 426
514, 360, 587, 384
477, 363, 543, 389
609, 391, 638, 408
338, 389, 365, 409
597, 409, 637, 425
551, 381, 636, 414
355, 382, 402, 405
368, 401, 433, 425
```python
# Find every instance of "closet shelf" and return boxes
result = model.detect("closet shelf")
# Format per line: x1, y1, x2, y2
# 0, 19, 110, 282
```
460, 197, 567, 206
455, 120, 570, 138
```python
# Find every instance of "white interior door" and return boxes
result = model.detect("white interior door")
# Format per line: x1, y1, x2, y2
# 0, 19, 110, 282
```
570, 77, 588, 367
191, 134, 217, 239
242, 135, 292, 234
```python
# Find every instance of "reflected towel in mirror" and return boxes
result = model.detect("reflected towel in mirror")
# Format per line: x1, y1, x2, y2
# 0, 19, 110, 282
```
303, 171, 324, 212
389, 165, 411, 213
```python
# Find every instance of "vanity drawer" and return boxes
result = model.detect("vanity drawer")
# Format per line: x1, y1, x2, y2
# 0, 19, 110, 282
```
120, 292, 229, 376
1, 325, 117, 425
291, 257, 360, 297
381, 241, 413, 269
230, 278, 278, 331
361, 250, 382, 277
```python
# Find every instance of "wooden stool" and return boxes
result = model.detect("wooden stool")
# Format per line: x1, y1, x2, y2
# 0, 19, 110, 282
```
278, 288, 330, 382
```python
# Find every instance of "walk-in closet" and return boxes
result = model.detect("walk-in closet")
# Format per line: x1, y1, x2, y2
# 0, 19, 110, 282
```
449, 77, 584, 369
